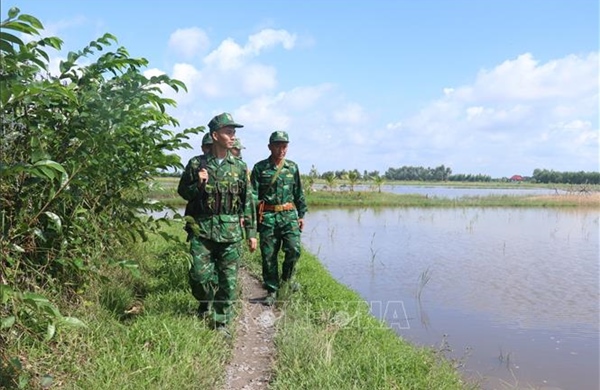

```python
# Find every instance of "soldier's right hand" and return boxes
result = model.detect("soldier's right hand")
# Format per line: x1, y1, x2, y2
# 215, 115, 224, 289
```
198, 168, 208, 183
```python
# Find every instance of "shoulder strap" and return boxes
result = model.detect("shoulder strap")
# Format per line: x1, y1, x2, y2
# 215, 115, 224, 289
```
267, 159, 285, 190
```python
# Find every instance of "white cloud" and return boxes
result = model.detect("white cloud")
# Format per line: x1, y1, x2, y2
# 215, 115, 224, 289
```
162, 28, 297, 102
143, 68, 166, 78
332, 103, 368, 126
171, 63, 201, 100
457, 53, 597, 102
378, 52, 599, 176
204, 29, 296, 70
204, 38, 245, 70
246, 29, 296, 53
240, 64, 277, 95
168, 27, 210, 59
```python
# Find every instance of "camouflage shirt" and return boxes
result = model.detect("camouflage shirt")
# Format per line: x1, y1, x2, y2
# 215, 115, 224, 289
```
178, 153, 256, 242
250, 158, 307, 219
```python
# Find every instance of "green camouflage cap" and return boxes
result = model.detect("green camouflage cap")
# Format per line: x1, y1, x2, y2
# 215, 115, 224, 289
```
202, 132, 213, 145
269, 130, 289, 143
232, 138, 245, 149
208, 112, 243, 133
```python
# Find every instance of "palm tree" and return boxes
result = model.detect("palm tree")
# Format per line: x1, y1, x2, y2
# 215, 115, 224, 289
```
324, 173, 336, 191
347, 171, 359, 192
372, 174, 385, 193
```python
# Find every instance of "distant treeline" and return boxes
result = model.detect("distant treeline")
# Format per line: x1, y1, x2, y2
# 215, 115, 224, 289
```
311, 165, 598, 184
159, 165, 599, 184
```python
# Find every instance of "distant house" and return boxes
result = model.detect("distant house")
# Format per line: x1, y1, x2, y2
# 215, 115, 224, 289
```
510, 175, 524, 182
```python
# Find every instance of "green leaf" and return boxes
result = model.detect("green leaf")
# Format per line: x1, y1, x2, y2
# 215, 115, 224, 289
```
2, 20, 38, 35
32, 165, 55, 180
17, 14, 44, 30
0, 284, 15, 303
40, 302, 61, 318
61, 316, 87, 328
117, 260, 141, 278
8, 7, 20, 18
30, 137, 49, 162
23, 292, 50, 303
32, 227, 46, 242
45, 323, 56, 341
0, 31, 24, 46
9, 356, 22, 370
59, 171, 69, 187
40, 375, 54, 388
39, 36, 63, 50
11, 243, 25, 253
43, 212, 62, 232
72, 258, 85, 269
19, 374, 30, 389
0, 39, 15, 54
34, 159, 67, 174
1, 316, 16, 329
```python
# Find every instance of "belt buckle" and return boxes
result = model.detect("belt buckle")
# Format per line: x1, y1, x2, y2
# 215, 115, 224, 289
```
274, 205, 283, 212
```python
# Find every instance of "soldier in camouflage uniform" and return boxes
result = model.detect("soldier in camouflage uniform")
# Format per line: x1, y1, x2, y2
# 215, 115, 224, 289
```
250, 131, 307, 304
178, 113, 257, 329
201, 132, 213, 155
231, 138, 245, 158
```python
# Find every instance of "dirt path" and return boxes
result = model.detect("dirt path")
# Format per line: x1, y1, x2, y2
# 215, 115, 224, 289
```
222, 268, 278, 390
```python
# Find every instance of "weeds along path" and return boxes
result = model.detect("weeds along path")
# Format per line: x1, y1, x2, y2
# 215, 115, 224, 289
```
223, 268, 278, 389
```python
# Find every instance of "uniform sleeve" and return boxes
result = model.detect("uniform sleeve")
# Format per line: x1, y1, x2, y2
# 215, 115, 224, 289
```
241, 164, 257, 239
177, 158, 201, 201
293, 164, 308, 218
250, 163, 260, 196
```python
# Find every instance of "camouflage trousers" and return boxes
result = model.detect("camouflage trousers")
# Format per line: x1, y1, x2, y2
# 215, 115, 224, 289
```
189, 236, 241, 325
259, 213, 302, 293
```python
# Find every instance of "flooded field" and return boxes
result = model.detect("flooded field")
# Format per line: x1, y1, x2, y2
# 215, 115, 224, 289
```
302, 207, 599, 389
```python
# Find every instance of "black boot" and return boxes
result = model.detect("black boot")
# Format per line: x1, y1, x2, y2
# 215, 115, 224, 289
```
197, 301, 210, 317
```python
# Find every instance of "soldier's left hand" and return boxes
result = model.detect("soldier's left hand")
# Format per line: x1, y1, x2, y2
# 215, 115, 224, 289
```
248, 237, 257, 252
298, 218, 304, 232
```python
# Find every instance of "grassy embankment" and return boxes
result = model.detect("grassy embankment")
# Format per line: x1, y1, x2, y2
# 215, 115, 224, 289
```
5, 222, 471, 389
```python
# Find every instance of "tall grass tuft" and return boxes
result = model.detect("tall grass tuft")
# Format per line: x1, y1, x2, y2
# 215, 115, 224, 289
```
416, 267, 432, 301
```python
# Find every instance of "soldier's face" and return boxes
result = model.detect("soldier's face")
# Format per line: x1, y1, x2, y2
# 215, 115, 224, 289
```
269, 142, 288, 160
213, 127, 236, 149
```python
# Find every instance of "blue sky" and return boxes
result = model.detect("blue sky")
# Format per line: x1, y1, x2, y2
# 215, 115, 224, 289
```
4, 0, 598, 177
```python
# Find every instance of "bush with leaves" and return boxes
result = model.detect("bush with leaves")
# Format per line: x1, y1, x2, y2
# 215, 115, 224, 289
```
0, 6, 200, 370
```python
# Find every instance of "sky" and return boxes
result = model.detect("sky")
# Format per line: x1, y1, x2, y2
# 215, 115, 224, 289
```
4, 0, 599, 178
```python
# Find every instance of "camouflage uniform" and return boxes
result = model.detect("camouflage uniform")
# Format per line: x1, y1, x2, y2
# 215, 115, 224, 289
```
178, 114, 256, 326
250, 131, 307, 294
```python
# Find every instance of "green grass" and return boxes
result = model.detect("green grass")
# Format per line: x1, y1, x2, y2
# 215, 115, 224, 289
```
306, 190, 600, 208
2, 222, 230, 390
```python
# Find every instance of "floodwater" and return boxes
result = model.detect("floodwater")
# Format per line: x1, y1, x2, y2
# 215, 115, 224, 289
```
301, 207, 599, 390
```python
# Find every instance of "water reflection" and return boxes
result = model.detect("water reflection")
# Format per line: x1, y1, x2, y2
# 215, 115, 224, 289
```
302, 207, 599, 390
